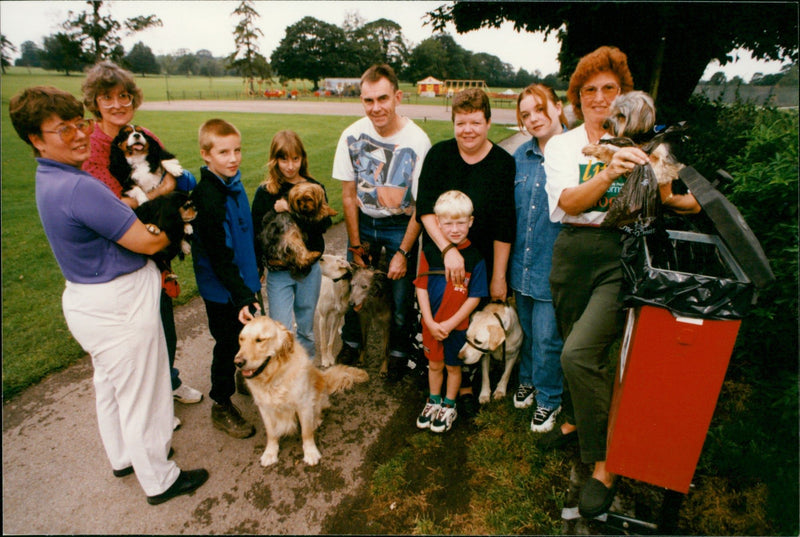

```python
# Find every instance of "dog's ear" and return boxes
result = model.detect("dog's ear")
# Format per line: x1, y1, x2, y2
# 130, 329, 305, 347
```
108, 142, 132, 183
322, 203, 338, 217
276, 322, 295, 360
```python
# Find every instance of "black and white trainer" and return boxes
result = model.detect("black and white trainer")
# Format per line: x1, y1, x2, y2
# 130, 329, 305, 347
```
530, 405, 561, 433
514, 384, 536, 409
430, 404, 457, 433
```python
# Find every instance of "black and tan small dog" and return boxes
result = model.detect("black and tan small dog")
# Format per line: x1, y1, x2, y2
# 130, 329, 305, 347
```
134, 191, 197, 275
581, 91, 684, 187
259, 182, 337, 278
109, 125, 184, 205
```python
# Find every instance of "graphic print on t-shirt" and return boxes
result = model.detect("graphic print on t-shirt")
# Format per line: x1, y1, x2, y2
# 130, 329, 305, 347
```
346, 133, 419, 215
580, 160, 625, 213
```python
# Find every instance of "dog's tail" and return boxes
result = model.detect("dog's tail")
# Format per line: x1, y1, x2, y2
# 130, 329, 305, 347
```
321, 365, 369, 394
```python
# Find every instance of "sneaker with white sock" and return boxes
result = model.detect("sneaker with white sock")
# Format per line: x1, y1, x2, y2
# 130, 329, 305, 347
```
173, 384, 203, 404
530, 405, 561, 433
416, 399, 442, 429
430, 404, 457, 433
514, 384, 536, 409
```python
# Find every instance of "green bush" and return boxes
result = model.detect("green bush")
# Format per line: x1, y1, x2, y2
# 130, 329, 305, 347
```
676, 98, 799, 535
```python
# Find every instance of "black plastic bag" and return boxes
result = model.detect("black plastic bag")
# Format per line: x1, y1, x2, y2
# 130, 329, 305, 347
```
604, 161, 660, 230
620, 230, 755, 320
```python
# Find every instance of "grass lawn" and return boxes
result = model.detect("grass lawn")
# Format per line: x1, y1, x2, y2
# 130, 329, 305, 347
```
1, 82, 513, 399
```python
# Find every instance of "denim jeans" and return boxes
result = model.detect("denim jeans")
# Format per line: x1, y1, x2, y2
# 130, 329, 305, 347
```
514, 290, 563, 410
342, 214, 416, 359
266, 262, 321, 358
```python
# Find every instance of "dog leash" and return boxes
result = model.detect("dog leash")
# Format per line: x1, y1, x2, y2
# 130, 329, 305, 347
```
464, 308, 507, 361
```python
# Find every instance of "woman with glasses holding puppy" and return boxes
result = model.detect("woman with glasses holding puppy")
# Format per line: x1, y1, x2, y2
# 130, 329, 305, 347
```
8, 86, 208, 504
81, 61, 204, 417
542, 46, 699, 518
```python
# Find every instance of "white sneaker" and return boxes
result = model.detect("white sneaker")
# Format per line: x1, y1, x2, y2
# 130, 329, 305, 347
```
430, 404, 457, 433
173, 384, 203, 404
173, 415, 182, 431
514, 384, 536, 409
416, 399, 442, 429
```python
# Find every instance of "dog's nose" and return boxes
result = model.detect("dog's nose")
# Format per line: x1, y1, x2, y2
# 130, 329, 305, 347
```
233, 355, 244, 369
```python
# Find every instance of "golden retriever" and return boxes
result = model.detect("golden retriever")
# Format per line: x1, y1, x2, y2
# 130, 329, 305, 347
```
235, 316, 369, 466
458, 302, 523, 404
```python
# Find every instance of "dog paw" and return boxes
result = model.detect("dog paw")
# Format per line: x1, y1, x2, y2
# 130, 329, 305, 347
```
183, 223, 193, 235
260, 451, 279, 467
492, 389, 507, 400
162, 159, 183, 177
303, 446, 322, 466
145, 224, 162, 235
478, 392, 491, 405
181, 240, 191, 255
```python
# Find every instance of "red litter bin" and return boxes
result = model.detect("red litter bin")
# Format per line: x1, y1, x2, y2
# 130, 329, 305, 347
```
606, 167, 774, 494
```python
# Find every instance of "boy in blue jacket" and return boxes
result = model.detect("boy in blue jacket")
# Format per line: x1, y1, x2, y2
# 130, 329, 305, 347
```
192, 118, 261, 439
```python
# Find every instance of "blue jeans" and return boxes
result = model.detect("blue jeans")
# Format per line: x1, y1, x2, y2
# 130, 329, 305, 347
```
514, 290, 564, 410
342, 214, 416, 360
266, 262, 321, 358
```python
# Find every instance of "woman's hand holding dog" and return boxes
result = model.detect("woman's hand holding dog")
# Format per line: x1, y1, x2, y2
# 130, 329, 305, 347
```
273, 199, 289, 213
606, 146, 648, 180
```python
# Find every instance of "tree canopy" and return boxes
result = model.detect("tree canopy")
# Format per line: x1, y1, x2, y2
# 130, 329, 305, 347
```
228, 0, 271, 90
426, 1, 798, 116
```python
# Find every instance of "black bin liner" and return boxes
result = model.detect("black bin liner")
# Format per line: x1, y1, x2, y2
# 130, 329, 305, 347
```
620, 228, 754, 320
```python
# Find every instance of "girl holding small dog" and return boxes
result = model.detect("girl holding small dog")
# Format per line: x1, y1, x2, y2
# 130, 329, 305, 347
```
251, 130, 333, 358
543, 46, 700, 518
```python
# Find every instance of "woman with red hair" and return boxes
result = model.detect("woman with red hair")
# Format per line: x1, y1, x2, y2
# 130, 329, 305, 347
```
543, 46, 698, 518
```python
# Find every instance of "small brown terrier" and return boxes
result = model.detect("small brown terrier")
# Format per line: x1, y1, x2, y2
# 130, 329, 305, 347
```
259, 182, 337, 277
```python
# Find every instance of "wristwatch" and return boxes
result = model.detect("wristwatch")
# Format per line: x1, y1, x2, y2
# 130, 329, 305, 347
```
397, 247, 411, 259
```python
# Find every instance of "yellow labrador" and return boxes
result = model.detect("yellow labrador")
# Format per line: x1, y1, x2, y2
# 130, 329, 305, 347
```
458, 302, 523, 404
235, 316, 369, 466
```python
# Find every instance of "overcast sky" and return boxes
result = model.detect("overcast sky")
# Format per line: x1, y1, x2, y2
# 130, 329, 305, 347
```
0, 1, 787, 81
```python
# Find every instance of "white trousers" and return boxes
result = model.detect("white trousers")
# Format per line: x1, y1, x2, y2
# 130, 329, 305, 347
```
63, 261, 179, 496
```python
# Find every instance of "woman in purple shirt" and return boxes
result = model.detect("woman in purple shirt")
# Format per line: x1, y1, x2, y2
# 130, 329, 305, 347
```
8, 86, 208, 505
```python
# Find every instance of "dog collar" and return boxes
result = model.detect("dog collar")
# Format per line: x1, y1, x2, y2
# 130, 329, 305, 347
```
464, 311, 507, 360
243, 355, 271, 379
330, 272, 352, 283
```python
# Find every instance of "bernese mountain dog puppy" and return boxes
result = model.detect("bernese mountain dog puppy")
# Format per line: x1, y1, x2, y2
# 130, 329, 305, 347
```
109, 125, 184, 205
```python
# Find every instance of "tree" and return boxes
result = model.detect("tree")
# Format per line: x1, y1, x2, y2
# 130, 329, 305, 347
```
228, 0, 271, 93
353, 18, 410, 75
0, 34, 16, 74
63, 0, 162, 63
426, 2, 798, 117
40, 32, 88, 75
15, 41, 42, 68
708, 71, 727, 85
271, 16, 349, 88
124, 42, 159, 75
471, 52, 515, 86
404, 37, 449, 82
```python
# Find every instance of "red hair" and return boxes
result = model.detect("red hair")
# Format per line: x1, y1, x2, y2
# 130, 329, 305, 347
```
567, 46, 634, 121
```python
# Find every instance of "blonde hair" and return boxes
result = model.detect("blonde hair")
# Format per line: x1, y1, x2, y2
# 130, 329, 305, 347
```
262, 130, 312, 195
198, 118, 240, 151
434, 190, 474, 220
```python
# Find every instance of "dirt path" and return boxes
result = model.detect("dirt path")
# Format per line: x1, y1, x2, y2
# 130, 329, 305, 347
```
2, 114, 528, 533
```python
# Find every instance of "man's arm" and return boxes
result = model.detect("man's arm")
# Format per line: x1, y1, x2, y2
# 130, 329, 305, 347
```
341, 180, 368, 267
387, 209, 422, 280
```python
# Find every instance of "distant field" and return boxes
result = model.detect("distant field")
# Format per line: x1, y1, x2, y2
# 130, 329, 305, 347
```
1, 68, 515, 399
1, 66, 526, 107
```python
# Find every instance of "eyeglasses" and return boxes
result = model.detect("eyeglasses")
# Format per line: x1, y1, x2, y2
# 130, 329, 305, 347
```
41, 119, 95, 143
97, 92, 133, 108
579, 84, 621, 99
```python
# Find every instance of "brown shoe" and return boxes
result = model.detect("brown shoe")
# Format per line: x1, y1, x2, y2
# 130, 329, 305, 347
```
211, 402, 255, 439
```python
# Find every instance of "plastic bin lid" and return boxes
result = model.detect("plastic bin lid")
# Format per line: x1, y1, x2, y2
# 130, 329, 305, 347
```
679, 166, 775, 289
